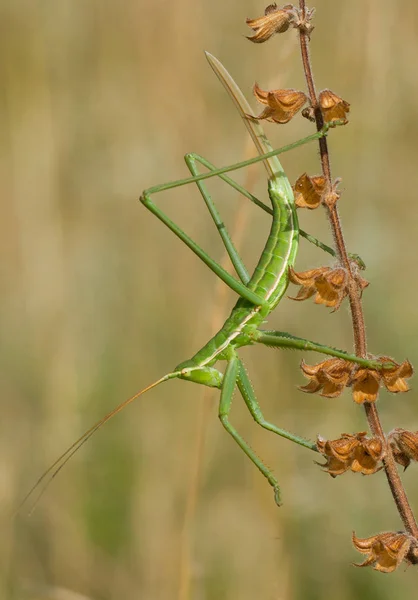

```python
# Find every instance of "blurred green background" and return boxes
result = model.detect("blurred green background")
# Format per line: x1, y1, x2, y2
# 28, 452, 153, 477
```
2, 0, 418, 598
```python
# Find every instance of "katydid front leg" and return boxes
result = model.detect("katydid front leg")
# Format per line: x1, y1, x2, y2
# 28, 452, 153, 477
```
253, 330, 394, 370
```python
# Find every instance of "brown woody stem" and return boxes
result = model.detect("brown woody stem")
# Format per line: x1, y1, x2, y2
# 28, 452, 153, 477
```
298, 0, 418, 537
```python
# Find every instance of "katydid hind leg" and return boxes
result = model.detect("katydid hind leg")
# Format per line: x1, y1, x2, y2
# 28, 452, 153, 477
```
237, 359, 317, 456
218, 355, 282, 506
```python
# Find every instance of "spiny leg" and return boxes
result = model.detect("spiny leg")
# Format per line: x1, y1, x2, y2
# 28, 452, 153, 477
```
184, 153, 250, 285
253, 330, 395, 370
298, 229, 366, 268
140, 190, 265, 306
236, 358, 316, 505
218, 354, 282, 505
141, 126, 332, 203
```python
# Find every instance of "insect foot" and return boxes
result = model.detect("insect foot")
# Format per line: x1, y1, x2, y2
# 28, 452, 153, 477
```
352, 531, 418, 573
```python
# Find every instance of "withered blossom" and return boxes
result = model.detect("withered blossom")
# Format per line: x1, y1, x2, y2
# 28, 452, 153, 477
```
300, 358, 352, 398
379, 357, 413, 393
351, 367, 381, 404
318, 89, 350, 124
300, 357, 413, 404
252, 84, 308, 124
289, 265, 364, 310
352, 358, 413, 404
316, 432, 384, 477
293, 173, 326, 209
246, 4, 298, 43
388, 428, 418, 469
353, 531, 418, 573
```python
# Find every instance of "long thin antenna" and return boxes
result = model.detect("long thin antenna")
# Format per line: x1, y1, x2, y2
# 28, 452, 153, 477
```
18, 371, 180, 515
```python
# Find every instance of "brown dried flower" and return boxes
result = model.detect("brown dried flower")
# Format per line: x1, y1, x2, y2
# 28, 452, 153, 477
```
300, 358, 353, 398
351, 367, 381, 404
293, 173, 326, 209
289, 265, 356, 310
246, 4, 298, 43
352, 358, 413, 404
318, 89, 350, 124
352, 531, 418, 573
316, 432, 384, 477
379, 357, 414, 392
300, 357, 413, 404
252, 84, 308, 124
388, 429, 418, 469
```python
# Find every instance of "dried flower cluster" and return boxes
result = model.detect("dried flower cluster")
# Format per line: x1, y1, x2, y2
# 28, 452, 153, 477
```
353, 532, 418, 573
317, 430, 418, 477
246, 7, 349, 127
252, 84, 349, 127
299, 357, 413, 403
316, 432, 384, 476
289, 265, 368, 311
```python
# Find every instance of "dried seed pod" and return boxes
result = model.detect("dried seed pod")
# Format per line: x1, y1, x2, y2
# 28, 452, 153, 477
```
379, 358, 413, 393
351, 368, 381, 404
388, 429, 418, 469
246, 4, 298, 43
353, 531, 418, 573
293, 173, 326, 209
252, 84, 308, 124
352, 358, 413, 404
318, 89, 350, 124
300, 358, 354, 398
289, 265, 349, 310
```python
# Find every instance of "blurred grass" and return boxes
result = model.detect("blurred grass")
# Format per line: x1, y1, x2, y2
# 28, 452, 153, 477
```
2, 0, 418, 598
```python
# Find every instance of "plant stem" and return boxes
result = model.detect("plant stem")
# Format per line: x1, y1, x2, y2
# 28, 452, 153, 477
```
298, 0, 418, 537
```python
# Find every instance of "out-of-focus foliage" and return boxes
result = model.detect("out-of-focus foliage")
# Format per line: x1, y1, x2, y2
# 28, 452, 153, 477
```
2, 1, 418, 598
